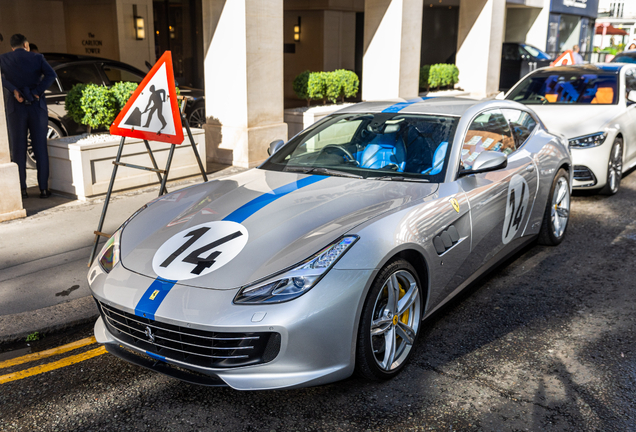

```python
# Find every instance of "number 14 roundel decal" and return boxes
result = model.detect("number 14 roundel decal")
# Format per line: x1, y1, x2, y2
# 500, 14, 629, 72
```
502, 174, 529, 245
152, 221, 249, 281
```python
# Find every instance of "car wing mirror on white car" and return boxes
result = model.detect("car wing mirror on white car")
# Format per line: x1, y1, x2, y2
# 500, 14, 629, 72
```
459, 151, 508, 177
628, 90, 636, 103
268, 139, 285, 156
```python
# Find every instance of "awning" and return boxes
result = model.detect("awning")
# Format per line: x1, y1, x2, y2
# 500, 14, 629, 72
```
595, 24, 629, 36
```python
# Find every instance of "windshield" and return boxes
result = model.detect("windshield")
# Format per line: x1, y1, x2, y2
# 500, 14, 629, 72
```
521, 44, 551, 60
261, 113, 458, 182
507, 73, 618, 105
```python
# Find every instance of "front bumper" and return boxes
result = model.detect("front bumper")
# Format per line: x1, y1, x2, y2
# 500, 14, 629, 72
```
91, 264, 373, 390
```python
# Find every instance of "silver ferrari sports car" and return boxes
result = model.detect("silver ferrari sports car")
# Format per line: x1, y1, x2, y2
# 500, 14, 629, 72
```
89, 97, 572, 390
506, 64, 636, 194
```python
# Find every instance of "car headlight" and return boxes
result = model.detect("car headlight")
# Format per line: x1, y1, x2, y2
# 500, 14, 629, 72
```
234, 236, 358, 304
569, 132, 607, 148
98, 228, 122, 273
96, 205, 147, 273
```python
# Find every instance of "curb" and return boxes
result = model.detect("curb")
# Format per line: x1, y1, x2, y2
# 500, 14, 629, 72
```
0, 296, 99, 345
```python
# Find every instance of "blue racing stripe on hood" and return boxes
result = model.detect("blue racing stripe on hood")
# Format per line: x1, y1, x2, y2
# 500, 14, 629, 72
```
382, 97, 432, 113
134, 278, 177, 319
133, 175, 327, 319
223, 175, 327, 223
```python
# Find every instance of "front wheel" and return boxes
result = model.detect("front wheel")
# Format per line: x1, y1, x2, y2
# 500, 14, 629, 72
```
355, 259, 423, 380
537, 168, 570, 246
601, 137, 623, 195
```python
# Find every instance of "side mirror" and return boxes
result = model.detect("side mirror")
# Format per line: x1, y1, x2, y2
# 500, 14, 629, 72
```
628, 90, 636, 103
268, 139, 285, 156
459, 151, 508, 176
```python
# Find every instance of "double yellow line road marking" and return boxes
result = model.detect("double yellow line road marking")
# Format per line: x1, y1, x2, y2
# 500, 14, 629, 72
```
0, 336, 106, 384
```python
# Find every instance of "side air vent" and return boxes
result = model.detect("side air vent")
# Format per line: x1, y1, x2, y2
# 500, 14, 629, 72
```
433, 225, 460, 255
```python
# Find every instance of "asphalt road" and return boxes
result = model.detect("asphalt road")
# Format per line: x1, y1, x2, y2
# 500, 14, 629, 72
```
1, 172, 635, 431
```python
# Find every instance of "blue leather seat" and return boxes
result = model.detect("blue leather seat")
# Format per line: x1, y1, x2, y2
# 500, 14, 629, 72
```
421, 141, 448, 175
359, 131, 406, 172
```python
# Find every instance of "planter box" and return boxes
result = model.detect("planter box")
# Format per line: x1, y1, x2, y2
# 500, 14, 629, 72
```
48, 128, 206, 200
284, 103, 354, 139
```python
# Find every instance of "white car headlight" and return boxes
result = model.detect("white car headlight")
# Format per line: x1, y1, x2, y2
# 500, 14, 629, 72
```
98, 228, 122, 273
96, 205, 147, 273
569, 132, 607, 148
234, 236, 358, 304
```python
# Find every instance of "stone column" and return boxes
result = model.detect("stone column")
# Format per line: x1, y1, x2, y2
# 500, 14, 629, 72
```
0, 73, 27, 222
362, 0, 424, 101
456, 0, 506, 98
504, 0, 550, 51
201, 0, 287, 168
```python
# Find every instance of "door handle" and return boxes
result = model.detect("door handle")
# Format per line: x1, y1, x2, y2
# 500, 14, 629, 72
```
526, 164, 534, 172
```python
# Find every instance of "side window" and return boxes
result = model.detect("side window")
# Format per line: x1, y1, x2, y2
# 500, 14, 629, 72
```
56, 64, 103, 91
46, 79, 62, 94
102, 64, 144, 84
461, 109, 515, 170
502, 109, 537, 148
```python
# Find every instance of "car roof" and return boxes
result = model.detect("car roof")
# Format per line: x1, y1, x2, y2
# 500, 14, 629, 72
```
534, 63, 625, 74
42, 52, 145, 74
335, 97, 483, 117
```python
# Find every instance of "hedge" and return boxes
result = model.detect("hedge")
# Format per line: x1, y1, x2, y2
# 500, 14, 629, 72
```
294, 69, 359, 105
427, 64, 459, 90
419, 65, 430, 91
65, 82, 141, 131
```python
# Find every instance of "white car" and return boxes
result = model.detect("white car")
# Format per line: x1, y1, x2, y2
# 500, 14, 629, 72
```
506, 64, 636, 194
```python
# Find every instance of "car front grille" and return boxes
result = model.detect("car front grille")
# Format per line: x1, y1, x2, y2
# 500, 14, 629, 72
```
573, 165, 597, 185
97, 300, 280, 369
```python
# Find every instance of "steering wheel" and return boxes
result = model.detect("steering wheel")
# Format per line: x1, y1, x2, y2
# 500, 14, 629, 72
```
318, 145, 358, 165
531, 94, 548, 104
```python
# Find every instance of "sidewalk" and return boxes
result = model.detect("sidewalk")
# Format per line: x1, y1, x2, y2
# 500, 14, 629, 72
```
0, 164, 246, 344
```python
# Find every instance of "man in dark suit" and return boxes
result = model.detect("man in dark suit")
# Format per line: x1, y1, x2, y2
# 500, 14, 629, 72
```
1, 34, 57, 198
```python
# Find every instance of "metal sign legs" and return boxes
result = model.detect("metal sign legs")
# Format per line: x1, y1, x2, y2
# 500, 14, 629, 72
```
88, 116, 208, 266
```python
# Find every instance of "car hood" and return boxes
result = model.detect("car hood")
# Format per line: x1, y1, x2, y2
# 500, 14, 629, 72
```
528, 105, 623, 138
120, 169, 438, 289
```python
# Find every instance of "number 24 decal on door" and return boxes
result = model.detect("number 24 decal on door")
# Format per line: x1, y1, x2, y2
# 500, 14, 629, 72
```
502, 174, 530, 244
152, 221, 249, 281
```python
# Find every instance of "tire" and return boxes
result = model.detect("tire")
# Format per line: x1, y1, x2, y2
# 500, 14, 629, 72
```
188, 104, 206, 129
26, 121, 64, 169
601, 137, 623, 195
355, 258, 423, 380
537, 168, 570, 246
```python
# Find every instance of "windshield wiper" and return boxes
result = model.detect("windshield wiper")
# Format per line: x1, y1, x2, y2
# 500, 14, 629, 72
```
370, 176, 430, 183
283, 166, 363, 179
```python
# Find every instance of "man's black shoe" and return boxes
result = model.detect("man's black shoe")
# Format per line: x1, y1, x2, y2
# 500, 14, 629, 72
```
21, 190, 28, 199
40, 189, 52, 199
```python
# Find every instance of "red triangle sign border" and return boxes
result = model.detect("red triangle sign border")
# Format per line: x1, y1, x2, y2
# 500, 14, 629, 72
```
110, 51, 184, 145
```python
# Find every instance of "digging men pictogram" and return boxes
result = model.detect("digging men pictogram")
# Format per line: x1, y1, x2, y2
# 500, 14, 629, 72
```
143, 85, 167, 132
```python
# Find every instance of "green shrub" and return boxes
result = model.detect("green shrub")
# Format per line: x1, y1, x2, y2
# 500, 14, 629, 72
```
110, 81, 138, 111
296, 70, 359, 105
79, 84, 118, 130
65, 84, 87, 126
419, 65, 430, 91
339, 70, 359, 101
65, 82, 141, 131
428, 64, 459, 89
293, 70, 311, 106
308, 71, 328, 104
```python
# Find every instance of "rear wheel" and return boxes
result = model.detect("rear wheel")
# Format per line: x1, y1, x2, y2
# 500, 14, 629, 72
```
188, 104, 206, 129
537, 168, 570, 246
601, 137, 623, 195
356, 259, 422, 380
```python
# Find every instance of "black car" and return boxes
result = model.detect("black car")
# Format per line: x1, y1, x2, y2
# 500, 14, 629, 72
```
499, 42, 552, 91
28, 53, 205, 168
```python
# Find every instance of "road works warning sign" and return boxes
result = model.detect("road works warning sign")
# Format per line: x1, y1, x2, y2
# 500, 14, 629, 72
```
551, 50, 576, 67
110, 51, 184, 144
